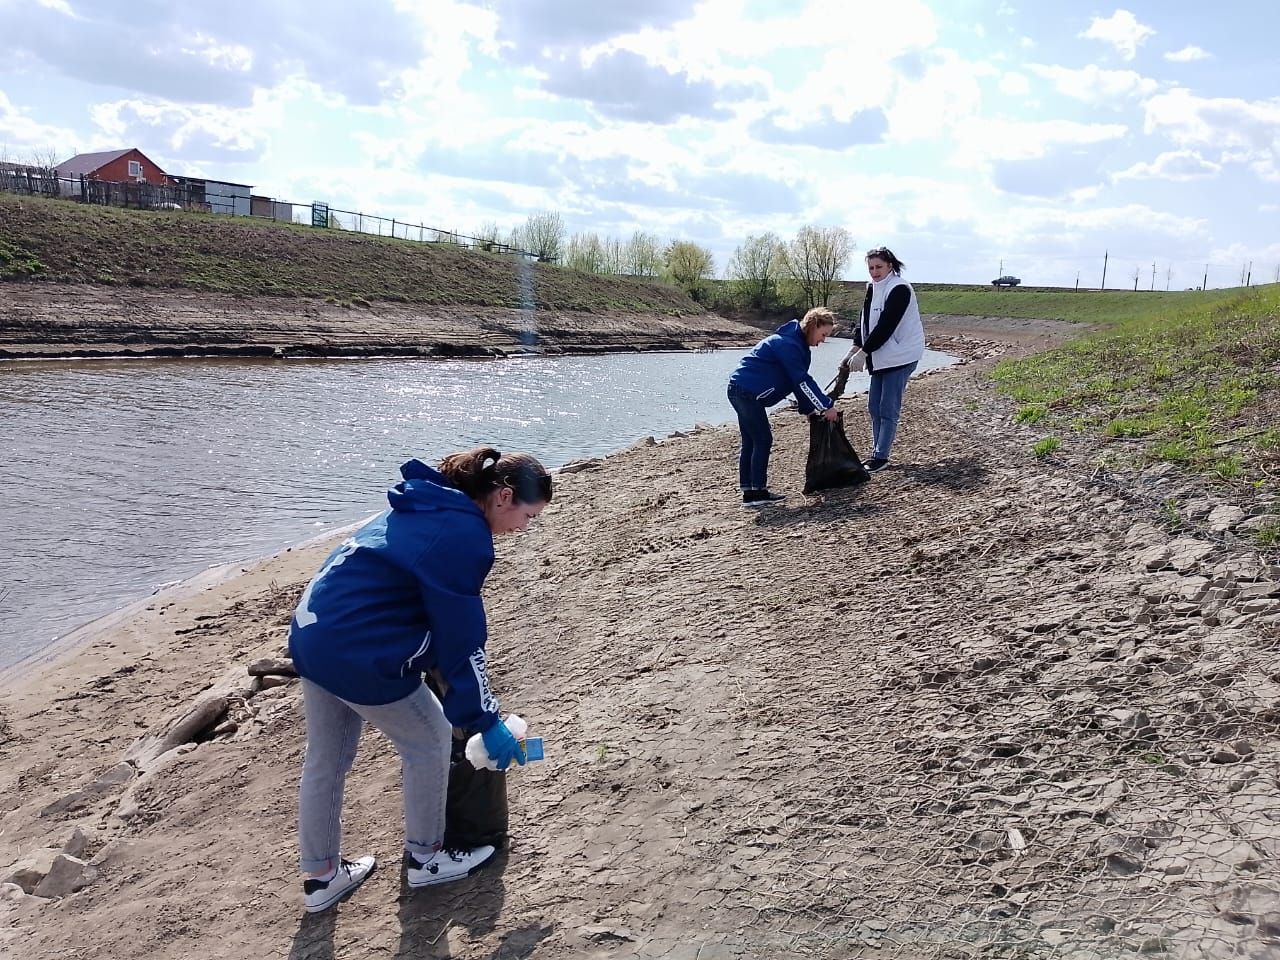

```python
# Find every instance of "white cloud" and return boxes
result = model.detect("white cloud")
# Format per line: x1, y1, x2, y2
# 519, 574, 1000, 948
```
1027, 63, 1158, 103
954, 117, 1128, 163
999, 72, 1030, 96
1144, 88, 1280, 154
0, 91, 79, 154
1079, 10, 1155, 61
1113, 149, 1222, 182
1164, 45, 1210, 63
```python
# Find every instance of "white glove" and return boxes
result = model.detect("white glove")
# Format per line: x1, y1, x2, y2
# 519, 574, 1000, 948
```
842, 349, 866, 372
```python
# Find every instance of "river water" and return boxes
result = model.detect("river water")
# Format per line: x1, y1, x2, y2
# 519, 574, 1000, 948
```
0, 340, 956, 668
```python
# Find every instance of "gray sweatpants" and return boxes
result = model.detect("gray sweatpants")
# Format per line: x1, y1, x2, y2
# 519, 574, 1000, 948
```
298, 678, 451, 873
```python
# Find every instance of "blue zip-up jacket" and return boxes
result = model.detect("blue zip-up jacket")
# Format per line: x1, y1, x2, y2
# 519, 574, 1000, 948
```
727, 320, 833, 414
288, 459, 501, 732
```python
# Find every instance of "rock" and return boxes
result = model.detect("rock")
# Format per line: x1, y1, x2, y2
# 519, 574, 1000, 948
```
2, 848, 61, 894
577, 925, 636, 943
259, 675, 293, 690
1240, 599, 1280, 616
1207, 504, 1247, 534
557, 457, 603, 475
0, 882, 23, 902
1210, 744, 1242, 764
1165, 537, 1216, 573
1182, 498, 1216, 521
246, 657, 296, 678
1097, 833, 1145, 875
1237, 582, 1280, 601
1134, 546, 1171, 572
61, 827, 89, 859
32, 855, 88, 898
1124, 522, 1164, 547
39, 761, 136, 818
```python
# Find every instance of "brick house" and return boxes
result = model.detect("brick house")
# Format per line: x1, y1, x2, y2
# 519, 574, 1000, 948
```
55, 147, 168, 185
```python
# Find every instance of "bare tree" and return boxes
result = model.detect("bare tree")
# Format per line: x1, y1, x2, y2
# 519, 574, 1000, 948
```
664, 240, 716, 302
603, 235, 625, 275
781, 225, 852, 308
624, 231, 662, 278
566, 232, 606, 273
726, 232, 785, 309
520, 210, 565, 263
26, 146, 61, 175
474, 220, 502, 252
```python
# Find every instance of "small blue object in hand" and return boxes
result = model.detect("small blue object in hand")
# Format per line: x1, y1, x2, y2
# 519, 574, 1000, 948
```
481, 720, 526, 770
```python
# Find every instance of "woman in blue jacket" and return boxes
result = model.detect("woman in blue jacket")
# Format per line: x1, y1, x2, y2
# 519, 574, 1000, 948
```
727, 307, 839, 505
288, 446, 552, 912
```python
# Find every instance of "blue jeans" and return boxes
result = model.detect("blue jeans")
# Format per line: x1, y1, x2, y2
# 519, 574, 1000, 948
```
868, 361, 918, 460
298, 678, 451, 872
727, 383, 772, 490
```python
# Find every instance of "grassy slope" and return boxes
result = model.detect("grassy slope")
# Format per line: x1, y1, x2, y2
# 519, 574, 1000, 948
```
986, 283, 1280, 542
0, 193, 698, 314
916, 284, 1249, 323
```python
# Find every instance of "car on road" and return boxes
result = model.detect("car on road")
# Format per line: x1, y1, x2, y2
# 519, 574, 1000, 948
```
992, 275, 1021, 287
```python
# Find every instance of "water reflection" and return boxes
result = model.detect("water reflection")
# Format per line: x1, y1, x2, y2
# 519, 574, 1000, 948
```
0, 340, 955, 665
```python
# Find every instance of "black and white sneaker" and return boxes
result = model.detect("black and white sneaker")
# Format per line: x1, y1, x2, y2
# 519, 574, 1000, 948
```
744, 489, 786, 507
865, 458, 889, 473
406, 846, 495, 888
303, 855, 376, 913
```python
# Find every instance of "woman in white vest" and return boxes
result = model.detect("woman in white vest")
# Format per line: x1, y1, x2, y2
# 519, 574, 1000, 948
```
841, 247, 926, 472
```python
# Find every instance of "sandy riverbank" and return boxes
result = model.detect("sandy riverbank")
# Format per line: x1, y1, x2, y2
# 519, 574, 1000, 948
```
4, 315, 1280, 959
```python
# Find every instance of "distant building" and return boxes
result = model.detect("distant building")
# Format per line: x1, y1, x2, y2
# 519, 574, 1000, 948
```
250, 195, 294, 221
54, 147, 254, 216
55, 147, 168, 188
167, 174, 253, 216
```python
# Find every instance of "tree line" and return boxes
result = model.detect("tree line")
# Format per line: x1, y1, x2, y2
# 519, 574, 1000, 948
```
495, 211, 855, 314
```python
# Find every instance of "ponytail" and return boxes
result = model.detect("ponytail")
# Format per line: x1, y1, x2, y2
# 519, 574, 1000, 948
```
438, 446, 553, 505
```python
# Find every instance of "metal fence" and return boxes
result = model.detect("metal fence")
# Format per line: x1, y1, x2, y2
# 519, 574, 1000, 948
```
0, 167, 543, 260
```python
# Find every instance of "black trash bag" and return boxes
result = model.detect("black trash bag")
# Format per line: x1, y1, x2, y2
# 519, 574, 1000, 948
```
803, 411, 870, 494
443, 748, 509, 850
425, 672, 510, 850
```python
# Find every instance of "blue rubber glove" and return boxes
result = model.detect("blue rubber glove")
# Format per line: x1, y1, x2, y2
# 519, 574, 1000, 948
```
481, 720, 526, 771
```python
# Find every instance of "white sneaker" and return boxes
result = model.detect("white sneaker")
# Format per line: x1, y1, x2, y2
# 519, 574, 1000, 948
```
303, 855, 376, 913
406, 846, 495, 888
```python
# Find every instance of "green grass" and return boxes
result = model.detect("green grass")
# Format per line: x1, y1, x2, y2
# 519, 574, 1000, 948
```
915, 286, 1246, 324
1032, 436, 1062, 458
0, 192, 699, 313
992, 285, 1280, 486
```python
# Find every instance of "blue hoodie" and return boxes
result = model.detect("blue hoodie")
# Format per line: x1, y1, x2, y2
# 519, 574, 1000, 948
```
727, 320, 833, 414
288, 459, 501, 732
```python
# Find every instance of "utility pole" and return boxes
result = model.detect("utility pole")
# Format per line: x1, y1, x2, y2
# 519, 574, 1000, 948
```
1247, 260, 1253, 286
1132, 266, 1140, 291
998, 258, 1003, 277
1075, 270, 1080, 291
1150, 261, 1156, 291
1101, 251, 1108, 290
1165, 266, 1172, 291
1203, 264, 1208, 290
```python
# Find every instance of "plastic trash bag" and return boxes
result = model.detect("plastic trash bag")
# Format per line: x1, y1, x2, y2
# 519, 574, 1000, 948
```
804, 411, 870, 494
426, 672, 510, 850
443, 747, 510, 850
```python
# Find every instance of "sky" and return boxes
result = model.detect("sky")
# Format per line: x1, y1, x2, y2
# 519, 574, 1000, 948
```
1, 0, 1278, 289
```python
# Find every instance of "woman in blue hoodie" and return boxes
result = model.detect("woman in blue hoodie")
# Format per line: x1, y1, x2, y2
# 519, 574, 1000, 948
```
727, 307, 839, 505
288, 446, 552, 913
